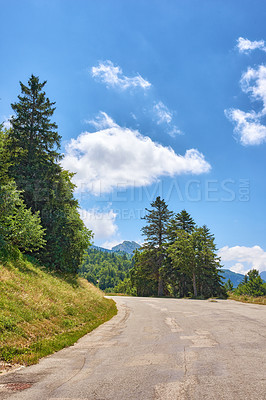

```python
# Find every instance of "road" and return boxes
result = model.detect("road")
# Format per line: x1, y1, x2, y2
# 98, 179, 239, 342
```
0, 297, 265, 400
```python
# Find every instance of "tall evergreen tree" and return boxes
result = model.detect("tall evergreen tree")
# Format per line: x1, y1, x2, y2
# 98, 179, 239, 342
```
8, 75, 61, 212
141, 197, 173, 296
167, 209, 195, 243
168, 225, 226, 298
166, 210, 195, 296
7, 75, 92, 272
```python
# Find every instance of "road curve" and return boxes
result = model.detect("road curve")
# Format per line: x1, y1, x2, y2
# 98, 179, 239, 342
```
0, 297, 265, 400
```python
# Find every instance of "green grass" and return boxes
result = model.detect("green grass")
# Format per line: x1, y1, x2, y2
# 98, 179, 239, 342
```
228, 293, 266, 305
0, 252, 117, 366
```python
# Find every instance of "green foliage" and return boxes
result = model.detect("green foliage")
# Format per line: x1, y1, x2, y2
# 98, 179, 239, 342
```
0, 127, 11, 185
37, 171, 92, 273
0, 182, 46, 252
235, 269, 266, 297
130, 248, 159, 296
168, 225, 226, 298
80, 248, 133, 291
224, 278, 234, 292
167, 209, 196, 243
0, 126, 45, 253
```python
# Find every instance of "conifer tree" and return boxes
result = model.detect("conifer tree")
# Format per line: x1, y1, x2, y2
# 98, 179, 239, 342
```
7, 75, 92, 272
141, 197, 173, 296
167, 209, 195, 243
8, 75, 61, 212
168, 224, 226, 298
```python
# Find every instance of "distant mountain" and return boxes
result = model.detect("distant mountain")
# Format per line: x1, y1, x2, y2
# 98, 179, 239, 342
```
220, 269, 266, 287
112, 241, 141, 254
91, 245, 113, 253
220, 269, 244, 288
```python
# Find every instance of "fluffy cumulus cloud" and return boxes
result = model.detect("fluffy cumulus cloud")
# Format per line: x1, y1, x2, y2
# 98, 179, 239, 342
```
225, 108, 266, 145
241, 65, 266, 111
62, 113, 211, 195
237, 37, 266, 53
225, 63, 266, 145
91, 60, 151, 90
80, 207, 118, 240
218, 245, 266, 274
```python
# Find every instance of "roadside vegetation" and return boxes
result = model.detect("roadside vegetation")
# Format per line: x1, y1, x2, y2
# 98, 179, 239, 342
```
225, 269, 266, 305
0, 75, 116, 368
0, 250, 116, 366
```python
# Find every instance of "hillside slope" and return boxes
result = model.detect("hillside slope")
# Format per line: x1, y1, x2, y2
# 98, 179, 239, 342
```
0, 253, 117, 367
220, 269, 245, 288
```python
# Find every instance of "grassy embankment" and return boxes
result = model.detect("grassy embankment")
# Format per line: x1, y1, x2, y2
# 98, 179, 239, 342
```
0, 251, 117, 367
228, 293, 266, 305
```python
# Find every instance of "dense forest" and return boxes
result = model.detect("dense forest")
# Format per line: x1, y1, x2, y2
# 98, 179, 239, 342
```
0, 75, 92, 272
80, 249, 134, 291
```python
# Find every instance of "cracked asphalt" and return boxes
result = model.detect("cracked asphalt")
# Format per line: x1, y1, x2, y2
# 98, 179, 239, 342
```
0, 297, 265, 400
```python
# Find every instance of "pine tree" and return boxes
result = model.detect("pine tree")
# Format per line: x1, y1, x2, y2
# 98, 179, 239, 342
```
166, 210, 195, 296
168, 224, 226, 298
141, 197, 173, 296
7, 75, 92, 272
8, 75, 61, 212
167, 209, 195, 243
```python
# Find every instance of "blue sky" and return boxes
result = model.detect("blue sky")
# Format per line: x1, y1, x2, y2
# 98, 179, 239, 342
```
1, 0, 266, 274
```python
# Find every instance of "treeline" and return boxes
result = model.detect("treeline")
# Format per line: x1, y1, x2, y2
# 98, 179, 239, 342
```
225, 269, 266, 297
121, 197, 227, 298
80, 249, 133, 291
0, 75, 92, 273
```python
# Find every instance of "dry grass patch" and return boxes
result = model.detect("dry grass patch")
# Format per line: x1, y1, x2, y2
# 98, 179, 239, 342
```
228, 293, 266, 305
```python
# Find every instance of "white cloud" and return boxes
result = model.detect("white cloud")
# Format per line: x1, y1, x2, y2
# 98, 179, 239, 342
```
237, 37, 266, 53
1, 115, 11, 130
80, 208, 118, 240
225, 64, 266, 145
101, 239, 122, 250
154, 101, 173, 124
62, 113, 211, 195
225, 108, 266, 145
153, 101, 183, 137
218, 245, 266, 274
168, 126, 183, 138
240, 65, 266, 112
85, 111, 117, 130
91, 60, 151, 91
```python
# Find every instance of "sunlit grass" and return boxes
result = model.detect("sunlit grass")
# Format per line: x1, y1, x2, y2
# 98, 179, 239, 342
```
228, 293, 266, 305
0, 253, 117, 366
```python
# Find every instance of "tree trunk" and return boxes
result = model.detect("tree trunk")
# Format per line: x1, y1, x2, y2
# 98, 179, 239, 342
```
158, 274, 164, 296
192, 272, 197, 297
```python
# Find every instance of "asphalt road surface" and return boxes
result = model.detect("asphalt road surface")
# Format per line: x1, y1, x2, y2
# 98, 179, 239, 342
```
0, 297, 265, 400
